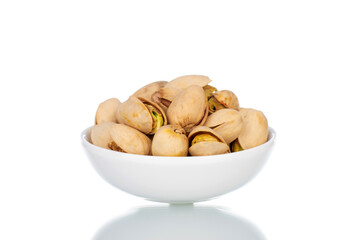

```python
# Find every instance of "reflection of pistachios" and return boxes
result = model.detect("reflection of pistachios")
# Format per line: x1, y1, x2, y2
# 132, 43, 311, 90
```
231, 140, 243, 152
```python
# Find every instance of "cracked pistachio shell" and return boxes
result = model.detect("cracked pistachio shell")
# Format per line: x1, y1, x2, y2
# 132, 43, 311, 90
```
204, 109, 243, 144
188, 126, 230, 156
203, 85, 218, 99
151, 86, 181, 111
132, 81, 167, 100
151, 75, 211, 111
95, 98, 121, 124
151, 125, 188, 156
237, 108, 268, 150
166, 75, 212, 90
109, 124, 151, 155
90, 122, 116, 149
116, 96, 167, 134
213, 90, 240, 111
167, 85, 208, 133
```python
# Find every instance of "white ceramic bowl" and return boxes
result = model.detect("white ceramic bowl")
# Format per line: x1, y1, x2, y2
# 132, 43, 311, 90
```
81, 126, 276, 203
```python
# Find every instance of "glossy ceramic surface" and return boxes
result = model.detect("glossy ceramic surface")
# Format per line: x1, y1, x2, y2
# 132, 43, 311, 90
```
81, 126, 276, 203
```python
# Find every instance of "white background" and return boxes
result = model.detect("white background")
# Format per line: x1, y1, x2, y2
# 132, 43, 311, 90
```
1, 0, 359, 239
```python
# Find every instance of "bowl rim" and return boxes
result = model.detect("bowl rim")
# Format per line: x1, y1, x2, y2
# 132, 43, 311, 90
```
81, 125, 276, 163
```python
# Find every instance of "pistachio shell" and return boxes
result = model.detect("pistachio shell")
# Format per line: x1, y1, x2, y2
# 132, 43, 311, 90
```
151, 75, 211, 111
237, 108, 268, 149
204, 109, 243, 144
132, 81, 167, 100
188, 126, 226, 142
166, 75, 211, 90
188, 126, 229, 156
90, 122, 116, 149
109, 124, 151, 155
189, 142, 230, 156
167, 85, 208, 132
151, 86, 181, 111
208, 97, 225, 113
152, 125, 188, 156
95, 98, 121, 124
116, 96, 167, 134
197, 100, 209, 126
203, 85, 217, 99
213, 90, 240, 111
139, 97, 168, 134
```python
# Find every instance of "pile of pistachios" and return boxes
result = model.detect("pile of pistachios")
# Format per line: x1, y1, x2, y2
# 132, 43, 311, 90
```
90, 75, 269, 156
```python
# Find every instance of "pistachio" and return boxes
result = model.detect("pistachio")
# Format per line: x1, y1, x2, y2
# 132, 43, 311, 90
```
188, 126, 230, 156
230, 139, 244, 152
166, 75, 211, 90
151, 125, 188, 156
204, 109, 243, 144
151, 75, 212, 111
213, 90, 240, 110
116, 96, 167, 134
208, 97, 225, 113
95, 98, 121, 124
203, 85, 218, 99
90, 122, 116, 149
237, 108, 268, 149
108, 141, 124, 152
151, 86, 181, 111
167, 85, 208, 133
145, 104, 164, 134
90, 75, 270, 156
191, 133, 220, 145
132, 81, 167, 100
109, 124, 151, 155
208, 90, 240, 113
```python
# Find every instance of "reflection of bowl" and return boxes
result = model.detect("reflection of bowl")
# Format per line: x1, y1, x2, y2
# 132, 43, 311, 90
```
81, 127, 276, 203
94, 205, 266, 240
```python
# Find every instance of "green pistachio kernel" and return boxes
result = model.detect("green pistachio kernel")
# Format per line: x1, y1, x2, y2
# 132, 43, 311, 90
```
151, 110, 164, 134
208, 97, 225, 113
231, 140, 243, 152
203, 85, 218, 99
145, 104, 164, 134
191, 133, 221, 146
